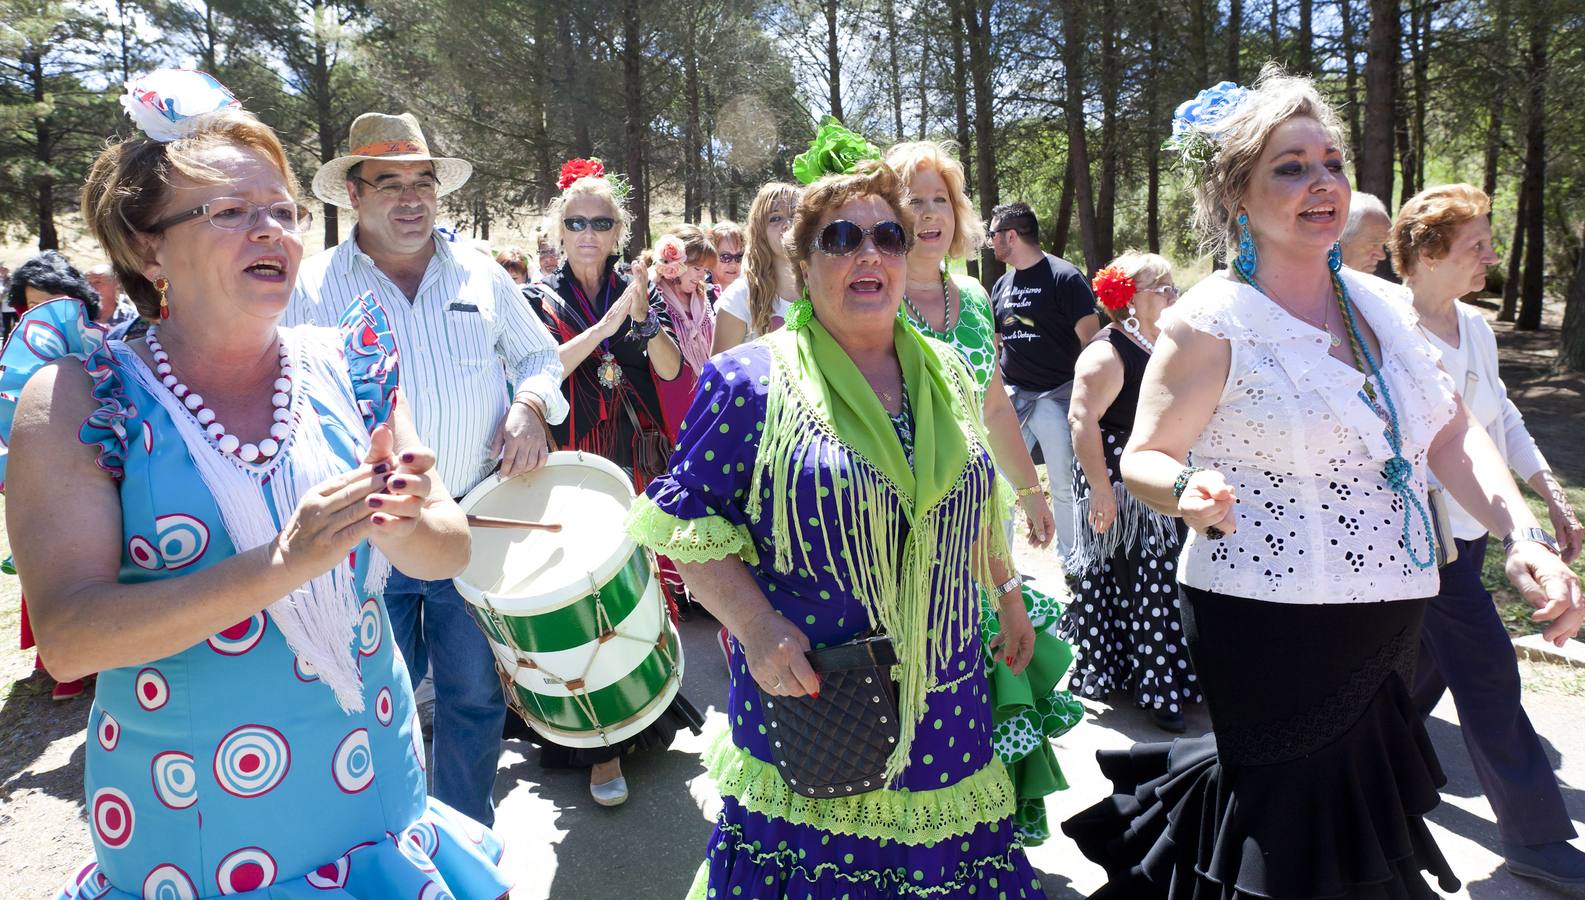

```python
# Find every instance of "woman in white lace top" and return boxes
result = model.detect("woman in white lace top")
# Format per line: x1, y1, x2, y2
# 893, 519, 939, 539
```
1063, 65, 1582, 899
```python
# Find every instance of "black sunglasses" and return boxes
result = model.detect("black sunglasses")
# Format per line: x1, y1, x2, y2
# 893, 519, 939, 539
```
564, 216, 616, 233
717, 252, 744, 264
812, 220, 911, 257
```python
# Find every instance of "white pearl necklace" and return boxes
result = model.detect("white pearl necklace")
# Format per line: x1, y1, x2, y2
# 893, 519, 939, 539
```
147, 326, 294, 463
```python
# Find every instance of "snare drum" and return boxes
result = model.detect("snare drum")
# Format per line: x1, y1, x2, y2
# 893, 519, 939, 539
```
454, 451, 682, 748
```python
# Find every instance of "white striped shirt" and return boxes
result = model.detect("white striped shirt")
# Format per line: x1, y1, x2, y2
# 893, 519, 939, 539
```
286, 230, 568, 496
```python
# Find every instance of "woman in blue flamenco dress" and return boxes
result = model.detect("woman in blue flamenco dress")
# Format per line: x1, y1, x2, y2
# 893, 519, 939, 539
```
1, 70, 510, 899
628, 157, 1047, 897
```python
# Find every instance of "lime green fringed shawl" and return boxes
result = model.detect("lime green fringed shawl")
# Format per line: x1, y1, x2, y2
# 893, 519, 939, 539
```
749, 317, 1012, 784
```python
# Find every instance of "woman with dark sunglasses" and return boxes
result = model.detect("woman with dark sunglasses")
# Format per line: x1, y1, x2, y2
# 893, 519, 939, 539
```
628, 132, 1046, 897
526, 159, 703, 807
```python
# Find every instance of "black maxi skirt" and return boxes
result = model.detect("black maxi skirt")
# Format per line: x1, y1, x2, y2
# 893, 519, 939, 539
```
1063, 586, 1461, 899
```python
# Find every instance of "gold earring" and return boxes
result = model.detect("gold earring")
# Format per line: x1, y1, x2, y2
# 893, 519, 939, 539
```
155, 276, 170, 320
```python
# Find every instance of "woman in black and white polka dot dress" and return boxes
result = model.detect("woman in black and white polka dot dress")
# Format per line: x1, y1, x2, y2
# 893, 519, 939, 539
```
1061, 252, 1200, 732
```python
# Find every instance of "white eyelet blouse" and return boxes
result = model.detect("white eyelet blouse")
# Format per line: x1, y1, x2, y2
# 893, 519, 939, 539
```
1167, 269, 1458, 604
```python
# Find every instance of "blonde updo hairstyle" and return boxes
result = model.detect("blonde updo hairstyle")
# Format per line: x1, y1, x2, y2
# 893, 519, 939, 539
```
784, 160, 916, 298
707, 221, 744, 253
1187, 63, 1348, 261
884, 140, 986, 259
1097, 252, 1174, 324
546, 175, 633, 253
80, 108, 301, 320
1388, 184, 1490, 279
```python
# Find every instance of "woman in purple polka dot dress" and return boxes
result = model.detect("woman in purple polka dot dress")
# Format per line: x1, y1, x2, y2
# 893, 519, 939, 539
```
0, 72, 509, 899
628, 153, 1046, 898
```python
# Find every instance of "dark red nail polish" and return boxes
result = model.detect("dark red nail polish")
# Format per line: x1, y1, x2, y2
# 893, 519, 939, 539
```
367, 497, 382, 508
390, 477, 408, 490
400, 452, 415, 464
372, 462, 390, 474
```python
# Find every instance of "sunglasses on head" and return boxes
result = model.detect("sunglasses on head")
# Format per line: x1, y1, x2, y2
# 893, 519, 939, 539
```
717, 252, 744, 264
563, 216, 616, 232
812, 220, 911, 257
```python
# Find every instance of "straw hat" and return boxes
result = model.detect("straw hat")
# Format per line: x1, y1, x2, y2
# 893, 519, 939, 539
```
311, 112, 472, 209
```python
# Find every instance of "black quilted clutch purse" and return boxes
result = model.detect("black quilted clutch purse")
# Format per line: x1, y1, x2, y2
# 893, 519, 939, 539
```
757, 635, 899, 798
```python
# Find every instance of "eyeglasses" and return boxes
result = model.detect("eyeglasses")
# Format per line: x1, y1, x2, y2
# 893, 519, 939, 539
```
149, 198, 313, 233
717, 252, 743, 264
563, 216, 616, 232
1142, 283, 1180, 298
811, 220, 910, 257
537, 248, 560, 258
356, 177, 439, 199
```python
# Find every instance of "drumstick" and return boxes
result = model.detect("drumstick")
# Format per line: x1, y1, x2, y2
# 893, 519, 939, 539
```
466, 515, 563, 532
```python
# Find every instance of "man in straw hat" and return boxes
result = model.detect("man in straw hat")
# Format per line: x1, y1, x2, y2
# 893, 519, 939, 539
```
286, 111, 567, 827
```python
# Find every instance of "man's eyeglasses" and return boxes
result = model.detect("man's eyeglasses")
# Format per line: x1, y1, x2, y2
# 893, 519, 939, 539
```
717, 252, 744, 264
811, 220, 911, 257
356, 177, 439, 199
537, 248, 560, 258
564, 216, 616, 233
149, 198, 313, 233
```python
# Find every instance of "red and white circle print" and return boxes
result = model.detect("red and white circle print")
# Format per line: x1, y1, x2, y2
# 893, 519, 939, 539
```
332, 728, 375, 793
135, 668, 169, 710
375, 687, 394, 726
304, 855, 350, 889
96, 711, 119, 752
91, 787, 135, 848
213, 725, 290, 798
294, 655, 319, 683
65, 862, 111, 900
154, 513, 210, 570
22, 318, 68, 360
142, 863, 197, 900
417, 883, 455, 900
207, 613, 266, 656
142, 421, 154, 453
128, 535, 162, 571
357, 598, 381, 657
150, 750, 198, 809
214, 847, 276, 894
398, 827, 437, 873
405, 820, 440, 861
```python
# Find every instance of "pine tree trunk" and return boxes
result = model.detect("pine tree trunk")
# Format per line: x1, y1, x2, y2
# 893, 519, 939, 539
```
1360, 0, 1399, 202
1501, 187, 1525, 322
622, 0, 649, 256
966, 0, 1001, 279
1147, 14, 1162, 253
1062, 0, 1101, 272
1193, 0, 1211, 87
28, 48, 58, 251
1097, 0, 1120, 264
1409, 0, 1430, 194
1054, 156, 1075, 257
311, 2, 339, 248
883, 0, 904, 140
1560, 225, 1585, 371
1341, 0, 1363, 183
1228, 0, 1243, 81
684, 15, 703, 223
1516, 12, 1547, 332
1481, 0, 1511, 200
531, 5, 552, 206
951, 0, 973, 184
1297, 0, 1312, 72
825, 0, 843, 120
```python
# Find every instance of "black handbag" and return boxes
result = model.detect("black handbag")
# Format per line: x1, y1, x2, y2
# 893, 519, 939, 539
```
757, 634, 899, 798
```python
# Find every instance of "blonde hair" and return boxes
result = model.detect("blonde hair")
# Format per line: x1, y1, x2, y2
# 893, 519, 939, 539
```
1388, 183, 1490, 278
80, 108, 301, 319
1097, 251, 1173, 323
742, 182, 801, 335
494, 247, 529, 279
884, 140, 985, 259
546, 175, 632, 252
1188, 63, 1348, 260
785, 161, 915, 298
707, 221, 744, 253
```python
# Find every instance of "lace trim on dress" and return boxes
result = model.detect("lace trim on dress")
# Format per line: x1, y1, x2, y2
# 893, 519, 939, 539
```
625, 501, 760, 565
704, 732, 1016, 846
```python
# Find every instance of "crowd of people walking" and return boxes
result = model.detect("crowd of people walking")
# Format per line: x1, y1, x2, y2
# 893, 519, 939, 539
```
0, 60, 1580, 900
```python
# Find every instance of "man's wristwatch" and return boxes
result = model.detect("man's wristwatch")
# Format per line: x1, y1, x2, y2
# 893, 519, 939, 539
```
1503, 527, 1560, 556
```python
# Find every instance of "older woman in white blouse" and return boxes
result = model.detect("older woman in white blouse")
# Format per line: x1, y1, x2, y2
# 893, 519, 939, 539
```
1393, 182, 1585, 886
1064, 67, 1581, 899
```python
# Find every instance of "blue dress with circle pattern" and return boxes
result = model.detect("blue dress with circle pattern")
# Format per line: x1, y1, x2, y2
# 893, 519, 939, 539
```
0, 298, 510, 900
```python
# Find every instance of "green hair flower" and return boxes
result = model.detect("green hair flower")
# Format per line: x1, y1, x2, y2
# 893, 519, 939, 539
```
792, 117, 881, 185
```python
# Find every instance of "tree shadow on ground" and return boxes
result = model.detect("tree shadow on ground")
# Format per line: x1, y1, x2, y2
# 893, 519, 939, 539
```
0, 669, 90, 805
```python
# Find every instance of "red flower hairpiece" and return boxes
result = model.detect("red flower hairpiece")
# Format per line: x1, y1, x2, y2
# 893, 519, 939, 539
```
558, 157, 606, 191
1092, 266, 1137, 311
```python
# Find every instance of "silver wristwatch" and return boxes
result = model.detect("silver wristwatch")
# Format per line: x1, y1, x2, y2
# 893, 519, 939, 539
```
1502, 527, 1559, 556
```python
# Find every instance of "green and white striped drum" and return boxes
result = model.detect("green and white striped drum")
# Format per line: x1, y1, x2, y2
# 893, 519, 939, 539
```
454, 451, 682, 748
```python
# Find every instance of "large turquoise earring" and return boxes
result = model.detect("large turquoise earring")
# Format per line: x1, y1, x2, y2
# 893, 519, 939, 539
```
1235, 212, 1258, 281
1328, 241, 1343, 273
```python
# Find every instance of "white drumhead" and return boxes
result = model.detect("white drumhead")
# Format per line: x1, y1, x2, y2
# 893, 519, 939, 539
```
455, 451, 641, 614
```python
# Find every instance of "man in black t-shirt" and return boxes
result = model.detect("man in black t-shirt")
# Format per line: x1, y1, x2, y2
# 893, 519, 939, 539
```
989, 202, 1101, 563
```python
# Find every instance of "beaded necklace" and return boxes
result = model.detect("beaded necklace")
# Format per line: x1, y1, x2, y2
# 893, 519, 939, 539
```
1236, 267, 1437, 570
901, 269, 956, 334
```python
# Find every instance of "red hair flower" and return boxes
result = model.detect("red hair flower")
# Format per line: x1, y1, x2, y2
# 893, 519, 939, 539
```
557, 157, 606, 191
1092, 266, 1137, 311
